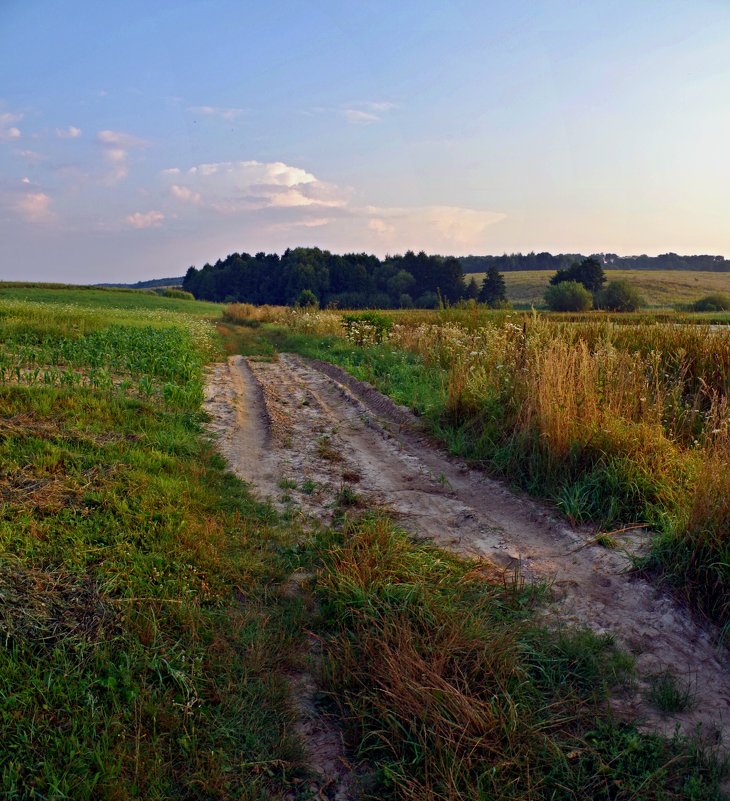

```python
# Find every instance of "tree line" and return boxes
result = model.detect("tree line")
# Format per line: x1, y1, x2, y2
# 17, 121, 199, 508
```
182, 247, 507, 308
460, 252, 730, 273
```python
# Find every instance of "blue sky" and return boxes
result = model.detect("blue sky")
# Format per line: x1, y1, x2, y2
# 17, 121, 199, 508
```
1, 0, 729, 282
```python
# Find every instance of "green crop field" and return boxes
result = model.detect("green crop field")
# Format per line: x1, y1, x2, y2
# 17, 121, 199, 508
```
0, 286, 726, 800
465, 269, 730, 308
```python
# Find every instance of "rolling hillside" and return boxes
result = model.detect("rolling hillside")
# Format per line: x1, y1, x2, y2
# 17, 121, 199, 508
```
466, 269, 730, 307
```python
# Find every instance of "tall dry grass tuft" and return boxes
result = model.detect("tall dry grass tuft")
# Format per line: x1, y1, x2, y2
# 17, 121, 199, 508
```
317, 519, 558, 800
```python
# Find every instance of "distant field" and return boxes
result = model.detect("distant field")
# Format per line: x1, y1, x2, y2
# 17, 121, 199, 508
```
0, 282, 221, 316
465, 269, 730, 307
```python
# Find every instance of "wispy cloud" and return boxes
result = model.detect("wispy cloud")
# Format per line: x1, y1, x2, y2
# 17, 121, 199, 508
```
343, 109, 380, 125
56, 126, 82, 139
97, 129, 148, 182
126, 210, 165, 229
342, 100, 396, 125
187, 105, 244, 121
17, 149, 46, 164
0, 111, 22, 141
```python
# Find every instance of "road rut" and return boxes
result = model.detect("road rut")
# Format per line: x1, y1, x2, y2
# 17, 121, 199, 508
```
205, 352, 730, 751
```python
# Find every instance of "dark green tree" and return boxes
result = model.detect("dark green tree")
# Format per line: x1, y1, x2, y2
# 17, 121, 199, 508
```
478, 266, 507, 307
464, 276, 480, 300
550, 257, 606, 294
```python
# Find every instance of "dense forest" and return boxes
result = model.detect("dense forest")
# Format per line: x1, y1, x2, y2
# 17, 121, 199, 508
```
182, 247, 730, 308
183, 248, 474, 308
460, 252, 730, 272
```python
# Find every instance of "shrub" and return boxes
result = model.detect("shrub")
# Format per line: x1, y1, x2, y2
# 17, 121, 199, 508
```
693, 293, 730, 312
544, 280, 593, 312
296, 289, 319, 308
597, 280, 645, 312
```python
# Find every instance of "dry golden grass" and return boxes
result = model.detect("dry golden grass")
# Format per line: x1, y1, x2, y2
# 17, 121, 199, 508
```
257, 304, 730, 619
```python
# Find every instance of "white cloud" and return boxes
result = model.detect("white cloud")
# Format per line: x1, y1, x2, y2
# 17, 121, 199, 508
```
165, 160, 347, 214
97, 130, 146, 148
56, 126, 82, 139
170, 184, 202, 204
0, 111, 22, 140
97, 130, 148, 182
126, 210, 165, 229
187, 105, 244, 121
15, 192, 54, 223
21, 177, 30, 184
158, 157, 503, 253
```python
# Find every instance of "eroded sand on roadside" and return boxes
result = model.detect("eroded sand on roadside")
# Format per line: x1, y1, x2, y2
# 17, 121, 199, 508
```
205, 352, 730, 757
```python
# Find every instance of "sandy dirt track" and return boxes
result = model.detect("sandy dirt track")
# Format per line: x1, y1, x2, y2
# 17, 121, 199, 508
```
205, 352, 730, 787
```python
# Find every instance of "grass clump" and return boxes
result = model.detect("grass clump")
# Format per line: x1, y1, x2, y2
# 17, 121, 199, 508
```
646, 669, 697, 716
309, 516, 725, 800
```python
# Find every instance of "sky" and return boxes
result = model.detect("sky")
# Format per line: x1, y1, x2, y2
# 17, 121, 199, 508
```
1, 0, 729, 283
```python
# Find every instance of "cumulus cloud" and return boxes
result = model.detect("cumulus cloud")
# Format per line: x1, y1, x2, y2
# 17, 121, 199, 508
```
97, 129, 148, 182
165, 160, 347, 215
56, 126, 82, 138
0, 111, 22, 140
159, 156, 503, 252
15, 192, 54, 223
126, 210, 165, 229
187, 105, 244, 121
170, 184, 202, 205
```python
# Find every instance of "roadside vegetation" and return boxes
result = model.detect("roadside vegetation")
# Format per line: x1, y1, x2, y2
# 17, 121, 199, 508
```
308, 514, 725, 800
231, 304, 730, 625
1, 284, 727, 799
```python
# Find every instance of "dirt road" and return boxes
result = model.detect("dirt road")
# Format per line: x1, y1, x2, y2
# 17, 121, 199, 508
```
205, 352, 730, 750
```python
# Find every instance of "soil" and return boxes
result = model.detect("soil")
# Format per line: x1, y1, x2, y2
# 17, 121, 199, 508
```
205, 352, 730, 793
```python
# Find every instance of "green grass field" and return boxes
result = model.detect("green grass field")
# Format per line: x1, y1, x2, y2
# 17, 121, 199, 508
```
0, 285, 726, 800
465, 269, 730, 308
